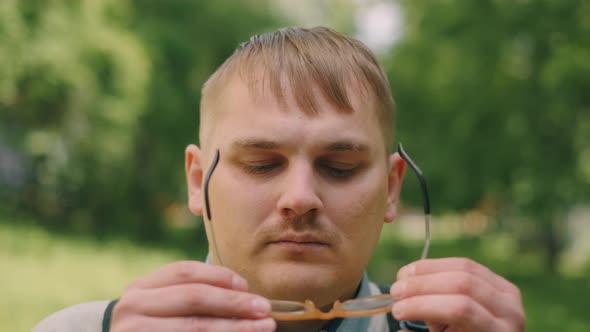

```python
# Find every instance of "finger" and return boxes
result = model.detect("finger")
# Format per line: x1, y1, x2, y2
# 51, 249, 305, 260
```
117, 284, 271, 319
391, 271, 517, 318
112, 315, 276, 332
426, 323, 448, 332
392, 294, 500, 331
397, 258, 520, 295
128, 261, 248, 291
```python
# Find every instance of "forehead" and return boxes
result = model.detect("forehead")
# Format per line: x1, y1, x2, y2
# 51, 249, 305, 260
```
208, 75, 386, 152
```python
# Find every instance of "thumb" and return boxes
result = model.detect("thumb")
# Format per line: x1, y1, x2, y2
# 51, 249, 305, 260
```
427, 323, 448, 332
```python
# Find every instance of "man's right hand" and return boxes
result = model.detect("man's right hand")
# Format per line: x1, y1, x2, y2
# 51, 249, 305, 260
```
110, 261, 276, 332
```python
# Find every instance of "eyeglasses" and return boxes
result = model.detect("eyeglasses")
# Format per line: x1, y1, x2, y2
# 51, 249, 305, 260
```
203, 143, 430, 330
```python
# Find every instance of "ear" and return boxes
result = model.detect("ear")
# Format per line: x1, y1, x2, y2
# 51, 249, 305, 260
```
384, 152, 406, 223
185, 144, 204, 216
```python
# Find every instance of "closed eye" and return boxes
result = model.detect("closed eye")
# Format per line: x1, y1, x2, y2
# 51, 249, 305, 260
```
319, 162, 360, 179
240, 162, 282, 175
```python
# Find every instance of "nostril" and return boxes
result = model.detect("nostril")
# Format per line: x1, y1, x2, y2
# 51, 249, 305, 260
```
281, 209, 296, 220
281, 208, 318, 223
281, 208, 303, 220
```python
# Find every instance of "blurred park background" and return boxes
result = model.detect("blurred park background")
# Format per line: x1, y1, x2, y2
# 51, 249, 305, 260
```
1, 0, 589, 330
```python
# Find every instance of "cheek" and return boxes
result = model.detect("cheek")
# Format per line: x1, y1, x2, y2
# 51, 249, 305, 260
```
333, 178, 388, 239
211, 170, 274, 236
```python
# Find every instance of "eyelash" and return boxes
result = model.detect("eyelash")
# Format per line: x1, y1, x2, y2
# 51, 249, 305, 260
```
322, 166, 357, 178
242, 163, 281, 175
240, 162, 358, 179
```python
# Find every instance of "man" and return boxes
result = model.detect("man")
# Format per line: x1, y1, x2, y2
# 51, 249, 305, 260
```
33, 27, 525, 332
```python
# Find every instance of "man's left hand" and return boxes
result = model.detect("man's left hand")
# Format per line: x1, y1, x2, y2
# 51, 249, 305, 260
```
390, 258, 525, 332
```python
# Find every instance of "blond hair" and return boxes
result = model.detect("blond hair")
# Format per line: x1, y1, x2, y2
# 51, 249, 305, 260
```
200, 26, 395, 151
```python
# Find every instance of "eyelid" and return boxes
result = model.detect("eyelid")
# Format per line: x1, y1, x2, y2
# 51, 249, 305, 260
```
323, 161, 357, 169
237, 157, 284, 176
318, 161, 363, 179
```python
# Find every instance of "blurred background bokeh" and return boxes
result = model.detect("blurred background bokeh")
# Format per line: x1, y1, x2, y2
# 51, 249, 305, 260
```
1, 0, 588, 331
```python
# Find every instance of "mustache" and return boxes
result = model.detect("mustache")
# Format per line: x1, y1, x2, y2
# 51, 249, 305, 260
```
256, 215, 340, 245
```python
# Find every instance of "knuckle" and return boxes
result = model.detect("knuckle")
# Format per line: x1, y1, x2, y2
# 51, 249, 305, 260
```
229, 293, 253, 313
217, 266, 237, 285
124, 283, 138, 292
455, 273, 476, 296
511, 283, 523, 300
398, 261, 421, 279
174, 261, 198, 280
449, 296, 473, 322
125, 278, 144, 291
457, 258, 476, 273
113, 293, 135, 317
182, 284, 207, 308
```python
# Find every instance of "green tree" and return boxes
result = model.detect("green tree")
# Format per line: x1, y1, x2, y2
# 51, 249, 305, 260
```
389, 0, 590, 272
0, 0, 278, 244
0, 0, 150, 231
122, 0, 278, 240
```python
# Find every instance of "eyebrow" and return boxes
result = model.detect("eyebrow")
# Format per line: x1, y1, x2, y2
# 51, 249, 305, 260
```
325, 142, 368, 152
232, 139, 279, 150
231, 138, 369, 152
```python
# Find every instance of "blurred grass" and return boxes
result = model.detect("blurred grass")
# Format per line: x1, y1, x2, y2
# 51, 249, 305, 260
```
0, 220, 189, 331
2, 220, 589, 331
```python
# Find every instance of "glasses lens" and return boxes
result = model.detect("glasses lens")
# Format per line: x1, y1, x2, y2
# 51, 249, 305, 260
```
270, 300, 306, 314
340, 294, 393, 311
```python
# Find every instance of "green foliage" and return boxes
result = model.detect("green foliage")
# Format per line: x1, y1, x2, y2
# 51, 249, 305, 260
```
0, 0, 278, 240
0, 0, 149, 233
389, 0, 590, 271
1, 0, 587, 273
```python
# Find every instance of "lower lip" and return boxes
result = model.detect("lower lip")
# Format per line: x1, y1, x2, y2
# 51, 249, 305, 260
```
270, 241, 328, 252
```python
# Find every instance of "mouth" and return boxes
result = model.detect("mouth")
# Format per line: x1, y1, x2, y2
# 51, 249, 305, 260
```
271, 233, 327, 245
268, 233, 329, 252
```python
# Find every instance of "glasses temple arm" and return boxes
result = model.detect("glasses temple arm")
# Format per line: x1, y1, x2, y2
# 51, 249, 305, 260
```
398, 143, 431, 260
203, 149, 220, 221
203, 149, 223, 266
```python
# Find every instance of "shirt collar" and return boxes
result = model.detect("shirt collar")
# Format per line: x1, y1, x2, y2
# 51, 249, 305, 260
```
321, 272, 373, 332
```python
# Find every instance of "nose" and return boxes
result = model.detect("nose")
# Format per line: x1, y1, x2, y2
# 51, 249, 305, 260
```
276, 160, 323, 220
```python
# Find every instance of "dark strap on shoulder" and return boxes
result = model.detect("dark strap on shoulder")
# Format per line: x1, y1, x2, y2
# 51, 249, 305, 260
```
102, 299, 118, 332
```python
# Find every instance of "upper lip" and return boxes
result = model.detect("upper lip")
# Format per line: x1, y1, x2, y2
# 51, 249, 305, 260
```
271, 233, 328, 245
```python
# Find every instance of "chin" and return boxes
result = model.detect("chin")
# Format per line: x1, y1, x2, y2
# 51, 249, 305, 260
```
256, 260, 344, 303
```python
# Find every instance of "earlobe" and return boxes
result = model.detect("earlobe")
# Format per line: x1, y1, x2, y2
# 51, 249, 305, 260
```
185, 144, 204, 216
384, 152, 406, 223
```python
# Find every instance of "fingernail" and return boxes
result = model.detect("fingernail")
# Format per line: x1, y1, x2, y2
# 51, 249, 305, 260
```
232, 275, 248, 290
254, 318, 276, 331
252, 298, 271, 316
392, 301, 404, 319
390, 280, 406, 299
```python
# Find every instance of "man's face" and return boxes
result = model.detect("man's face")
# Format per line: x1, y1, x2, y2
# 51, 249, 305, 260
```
186, 76, 404, 307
